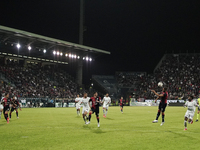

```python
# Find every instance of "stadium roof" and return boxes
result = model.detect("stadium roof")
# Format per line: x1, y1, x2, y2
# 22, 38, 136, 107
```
0, 25, 110, 55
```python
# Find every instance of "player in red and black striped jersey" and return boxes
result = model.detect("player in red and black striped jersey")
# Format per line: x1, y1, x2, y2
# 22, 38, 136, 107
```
151, 87, 168, 126
10, 96, 21, 119
88, 92, 102, 127
1, 93, 10, 123
119, 97, 125, 113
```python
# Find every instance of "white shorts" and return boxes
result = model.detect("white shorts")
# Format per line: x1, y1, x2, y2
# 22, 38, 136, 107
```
82, 107, 89, 114
76, 104, 81, 109
185, 110, 195, 120
103, 103, 109, 110
0, 104, 3, 110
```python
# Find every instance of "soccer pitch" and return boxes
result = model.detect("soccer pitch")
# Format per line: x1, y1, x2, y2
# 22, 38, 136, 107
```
0, 107, 199, 150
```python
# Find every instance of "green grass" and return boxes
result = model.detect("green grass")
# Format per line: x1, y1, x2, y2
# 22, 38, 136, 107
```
0, 106, 199, 150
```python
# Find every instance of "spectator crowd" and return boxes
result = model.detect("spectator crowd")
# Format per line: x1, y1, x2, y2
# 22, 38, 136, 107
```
117, 54, 200, 100
2, 53, 200, 101
0, 59, 78, 99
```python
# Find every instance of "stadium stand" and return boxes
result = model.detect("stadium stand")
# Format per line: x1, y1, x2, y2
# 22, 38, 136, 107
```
92, 75, 117, 98
0, 59, 78, 99
116, 72, 146, 87
2, 52, 200, 103
116, 54, 200, 100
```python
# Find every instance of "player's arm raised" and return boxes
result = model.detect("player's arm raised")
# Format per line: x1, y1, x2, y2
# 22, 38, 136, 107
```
151, 90, 164, 97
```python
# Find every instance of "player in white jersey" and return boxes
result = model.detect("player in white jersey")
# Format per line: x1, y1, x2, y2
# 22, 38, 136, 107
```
75, 94, 82, 116
184, 96, 198, 130
102, 93, 111, 118
0, 97, 4, 119
80, 93, 90, 124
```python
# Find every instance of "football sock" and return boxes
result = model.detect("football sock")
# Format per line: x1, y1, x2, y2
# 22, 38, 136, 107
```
103, 109, 105, 114
77, 111, 79, 115
9, 112, 11, 118
4, 114, 8, 121
0, 111, 2, 116
105, 111, 108, 116
96, 116, 99, 123
162, 113, 165, 122
121, 108, 122, 112
156, 110, 160, 120
197, 114, 199, 120
89, 114, 91, 121
83, 116, 86, 122
16, 111, 18, 117
85, 115, 89, 120
184, 120, 187, 128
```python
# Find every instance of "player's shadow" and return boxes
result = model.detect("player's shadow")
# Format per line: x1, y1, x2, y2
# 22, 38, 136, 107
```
104, 117, 114, 120
9, 119, 17, 122
92, 128, 106, 134
82, 125, 92, 130
0, 123, 5, 126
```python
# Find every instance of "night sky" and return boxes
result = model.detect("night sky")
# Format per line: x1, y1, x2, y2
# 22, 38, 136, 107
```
0, 0, 200, 84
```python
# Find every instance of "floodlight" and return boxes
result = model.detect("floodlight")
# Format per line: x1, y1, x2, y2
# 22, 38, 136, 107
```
43, 49, 46, 53
17, 44, 21, 49
57, 51, 60, 55
28, 46, 31, 50
53, 51, 56, 55
60, 52, 63, 56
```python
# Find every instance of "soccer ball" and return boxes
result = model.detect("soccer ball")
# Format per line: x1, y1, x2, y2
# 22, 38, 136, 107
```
158, 82, 163, 87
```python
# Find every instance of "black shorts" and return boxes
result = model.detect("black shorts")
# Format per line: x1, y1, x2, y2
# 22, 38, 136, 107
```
91, 107, 99, 116
11, 107, 18, 112
120, 105, 123, 108
159, 103, 167, 112
3, 105, 10, 113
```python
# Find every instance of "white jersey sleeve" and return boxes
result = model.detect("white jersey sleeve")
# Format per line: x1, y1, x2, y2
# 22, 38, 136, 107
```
75, 98, 82, 105
185, 101, 188, 107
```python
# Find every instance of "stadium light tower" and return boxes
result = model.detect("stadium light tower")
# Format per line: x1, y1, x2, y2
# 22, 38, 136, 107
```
76, 0, 85, 86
